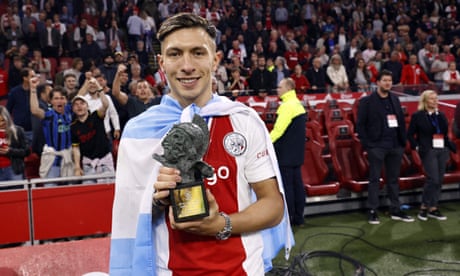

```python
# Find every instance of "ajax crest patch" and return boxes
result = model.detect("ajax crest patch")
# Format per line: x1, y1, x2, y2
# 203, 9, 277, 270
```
223, 132, 247, 156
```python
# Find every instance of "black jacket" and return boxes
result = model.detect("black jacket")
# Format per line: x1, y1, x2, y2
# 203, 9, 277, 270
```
274, 114, 306, 167
356, 91, 406, 149
7, 126, 30, 175
407, 110, 456, 153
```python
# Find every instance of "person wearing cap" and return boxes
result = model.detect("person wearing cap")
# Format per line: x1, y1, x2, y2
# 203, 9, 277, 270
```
71, 90, 114, 184
76, 72, 121, 141
29, 78, 74, 184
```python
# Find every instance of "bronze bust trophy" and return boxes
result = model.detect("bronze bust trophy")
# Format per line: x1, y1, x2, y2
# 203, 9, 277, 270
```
153, 114, 214, 222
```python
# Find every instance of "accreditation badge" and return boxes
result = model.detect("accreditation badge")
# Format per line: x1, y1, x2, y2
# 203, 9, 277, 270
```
387, 114, 398, 128
432, 134, 444, 148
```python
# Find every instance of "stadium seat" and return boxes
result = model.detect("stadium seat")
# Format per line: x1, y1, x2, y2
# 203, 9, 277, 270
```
397, 144, 426, 190
328, 124, 375, 193
302, 133, 340, 197
24, 153, 40, 180
48, 57, 58, 80
324, 108, 355, 139
443, 138, 460, 184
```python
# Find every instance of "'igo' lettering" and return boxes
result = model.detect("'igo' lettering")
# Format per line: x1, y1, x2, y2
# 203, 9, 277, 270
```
206, 166, 230, 186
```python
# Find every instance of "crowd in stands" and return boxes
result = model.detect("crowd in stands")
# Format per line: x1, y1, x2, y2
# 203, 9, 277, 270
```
1, 0, 460, 183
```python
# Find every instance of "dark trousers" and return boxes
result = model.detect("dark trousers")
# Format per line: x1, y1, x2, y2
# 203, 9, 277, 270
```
366, 147, 404, 212
419, 148, 450, 208
280, 166, 305, 225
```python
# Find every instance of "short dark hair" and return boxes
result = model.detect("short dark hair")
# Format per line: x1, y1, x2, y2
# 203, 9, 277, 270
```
377, 69, 393, 81
157, 13, 216, 42
21, 67, 32, 79
50, 86, 68, 100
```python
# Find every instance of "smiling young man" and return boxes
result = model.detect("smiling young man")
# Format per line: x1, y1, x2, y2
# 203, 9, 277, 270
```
109, 13, 293, 275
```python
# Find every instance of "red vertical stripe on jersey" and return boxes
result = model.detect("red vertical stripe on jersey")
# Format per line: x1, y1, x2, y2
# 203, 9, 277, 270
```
167, 116, 247, 276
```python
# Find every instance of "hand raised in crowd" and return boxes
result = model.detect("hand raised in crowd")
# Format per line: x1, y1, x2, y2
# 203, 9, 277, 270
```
117, 64, 127, 75
29, 76, 40, 90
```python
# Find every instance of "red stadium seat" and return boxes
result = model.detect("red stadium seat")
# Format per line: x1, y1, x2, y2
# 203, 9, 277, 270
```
24, 153, 40, 180
329, 124, 376, 193
302, 132, 340, 197
397, 145, 426, 190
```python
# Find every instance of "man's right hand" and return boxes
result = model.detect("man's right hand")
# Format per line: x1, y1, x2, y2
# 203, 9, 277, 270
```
152, 166, 181, 206
29, 76, 40, 90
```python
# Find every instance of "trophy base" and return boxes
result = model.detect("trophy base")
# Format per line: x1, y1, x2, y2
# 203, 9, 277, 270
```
170, 181, 209, 222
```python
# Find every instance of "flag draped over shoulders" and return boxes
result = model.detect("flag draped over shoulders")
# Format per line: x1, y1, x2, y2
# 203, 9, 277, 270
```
109, 94, 294, 275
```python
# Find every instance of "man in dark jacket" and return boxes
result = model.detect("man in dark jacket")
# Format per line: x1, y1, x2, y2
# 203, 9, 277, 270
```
248, 55, 274, 96
356, 69, 414, 225
270, 77, 306, 226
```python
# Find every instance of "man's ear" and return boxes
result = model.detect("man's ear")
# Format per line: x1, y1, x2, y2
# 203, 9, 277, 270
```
157, 54, 164, 72
212, 51, 222, 72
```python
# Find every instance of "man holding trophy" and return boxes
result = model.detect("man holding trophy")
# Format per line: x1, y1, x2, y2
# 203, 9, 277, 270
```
110, 13, 293, 275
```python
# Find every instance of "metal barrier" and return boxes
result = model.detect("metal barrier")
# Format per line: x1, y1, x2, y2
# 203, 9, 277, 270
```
0, 173, 115, 246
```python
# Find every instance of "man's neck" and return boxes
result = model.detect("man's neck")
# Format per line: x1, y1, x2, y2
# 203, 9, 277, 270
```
377, 89, 389, 98
77, 112, 89, 122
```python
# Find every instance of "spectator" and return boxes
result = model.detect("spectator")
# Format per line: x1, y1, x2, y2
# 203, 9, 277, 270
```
349, 57, 372, 92
106, 19, 124, 53
39, 18, 61, 59
79, 32, 102, 65
306, 57, 327, 93
284, 42, 299, 71
79, 72, 121, 142
407, 90, 455, 222
54, 59, 72, 87
0, 106, 29, 184
272, 56, 290, 89
326, 54, 349, 93
248, 54, 273, 96
356, 70, 414, 225
71, 91, 114, 184
73, 18, 95, 49
270, 77, 306, 226
112, 64, 161, 119
362, 40, 377, 64
0, 64, 7, 98
30, 83, 52, 156
7, 55, 23, 90
442, 61, 460, 94
4, 20, 23, 50
227, 38, 246, 65
140, 10, 156, 53
126, 7, 144, 51
109, 13, 290, 274
98, 52, 117, 87
6, 67, 34, 144
214, 50, 228, 95
29, 83, 74, 183
430, 53, 449, 90
62, 73, 78, 99
158, 0, 170, 22
21, 7, 36, 35
382, 51, 403, 85
227, 67, 248, 98
290, 64, 310, 94
418, 42, 435, 74
400, 54, 433, 95
298, 43, 312, 72
29, 49, 51, 83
